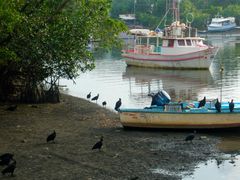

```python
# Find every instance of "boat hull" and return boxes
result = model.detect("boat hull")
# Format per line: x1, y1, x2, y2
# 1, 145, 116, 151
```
119, 110, 240, 129
207, 24, 236, 32
122, 47, 218, 69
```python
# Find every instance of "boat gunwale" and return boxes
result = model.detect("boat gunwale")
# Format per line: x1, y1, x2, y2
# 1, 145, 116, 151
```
122, 47, 215, 57
119, 109, 240, 114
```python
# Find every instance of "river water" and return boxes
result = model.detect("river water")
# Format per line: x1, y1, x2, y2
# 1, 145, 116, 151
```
60, 32, 240, 179
61, 33, 240, 110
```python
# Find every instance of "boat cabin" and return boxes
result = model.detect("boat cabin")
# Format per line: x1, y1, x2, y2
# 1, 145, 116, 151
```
130, 21, 204, 55
210, 18, 235, 27
133, 36, 205, 55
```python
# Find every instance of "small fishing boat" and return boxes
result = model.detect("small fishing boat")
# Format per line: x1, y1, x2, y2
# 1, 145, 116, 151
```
122, 0, 218, 69
119, 91, 240, 129
207, 15, 237, 32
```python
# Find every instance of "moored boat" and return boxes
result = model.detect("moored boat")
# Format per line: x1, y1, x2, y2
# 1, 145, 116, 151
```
119, 91, 240, 129
207, 15, 237, 32
122, 0, 218, 69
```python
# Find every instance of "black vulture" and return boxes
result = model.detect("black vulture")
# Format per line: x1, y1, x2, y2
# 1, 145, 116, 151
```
92, 136, 103, 151
87, 92, 91, 99
229, 99, 234, 112
198, 97, 206, 108
0, 153, 14, 166
102, 101, 107, 107
115, 98, 122, 111
91, 94, 99, 103
185, 131, 196, 143
215, 99, 221, 113
5, 105, 17, 111
47, 130, 56, 143
1, 159, 16, 176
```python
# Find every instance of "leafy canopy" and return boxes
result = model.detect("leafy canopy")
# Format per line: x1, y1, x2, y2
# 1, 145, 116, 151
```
0, 0, 127, 84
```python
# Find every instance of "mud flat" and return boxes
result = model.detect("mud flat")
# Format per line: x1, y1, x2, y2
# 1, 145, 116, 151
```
0, 94, 226, 180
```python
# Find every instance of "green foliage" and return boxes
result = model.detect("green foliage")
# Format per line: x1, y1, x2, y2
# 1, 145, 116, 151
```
111, 0, 240, 30
0, 0, 23, 63
223, 5, 240, 24
0, 0, 127, 102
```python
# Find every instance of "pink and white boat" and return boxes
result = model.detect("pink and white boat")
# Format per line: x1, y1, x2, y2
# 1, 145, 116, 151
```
122, 1, 218, 69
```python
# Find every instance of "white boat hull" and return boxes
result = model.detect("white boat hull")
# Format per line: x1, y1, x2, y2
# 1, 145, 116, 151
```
208, 24, 236, 32
122, 47, 218, 69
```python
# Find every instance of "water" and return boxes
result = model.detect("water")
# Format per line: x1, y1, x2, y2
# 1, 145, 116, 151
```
60, 33, 240, 179
61, 34, 240, 110
184, 155, 240, 180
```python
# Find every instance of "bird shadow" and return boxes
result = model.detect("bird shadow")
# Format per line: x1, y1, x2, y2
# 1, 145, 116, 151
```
33, 142, 58, 147
1, 175, 17, 179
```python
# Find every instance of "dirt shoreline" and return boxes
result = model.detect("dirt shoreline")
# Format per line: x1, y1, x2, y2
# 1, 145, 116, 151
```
0, 94, 225, 179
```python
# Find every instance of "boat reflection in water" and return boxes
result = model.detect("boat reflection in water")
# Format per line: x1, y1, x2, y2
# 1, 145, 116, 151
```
122, 66, 214, 103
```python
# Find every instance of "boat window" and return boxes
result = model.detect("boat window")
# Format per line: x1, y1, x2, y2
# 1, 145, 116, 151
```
168, 39, 174, 47
186, 40, 192, 46
178, 40, 185, 46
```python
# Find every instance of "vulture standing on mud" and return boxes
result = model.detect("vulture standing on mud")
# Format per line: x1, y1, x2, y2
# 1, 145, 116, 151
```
215, 99, 221, 113
47, 130, 56, 143
92, 136, 103, 151
115, 98, 122, 111
1, 159, 16, 176
198, 97, 206, 108
185, 131, 196, 143
91, 94, 99, 103
87, 92, 91, 99
229, 99, 234, 112
102, 101, 107, 107
0, 153, 14, 166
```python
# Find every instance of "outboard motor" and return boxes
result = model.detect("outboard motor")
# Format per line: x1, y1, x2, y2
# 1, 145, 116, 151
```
150, 90, 171, 106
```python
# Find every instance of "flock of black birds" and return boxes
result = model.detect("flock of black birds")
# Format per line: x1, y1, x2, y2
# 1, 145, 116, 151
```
5, 93, 230, 177
198, 96, 235, 113
1, 129, 103, 177
1, 91, 119, 177
86, 92, 122, 111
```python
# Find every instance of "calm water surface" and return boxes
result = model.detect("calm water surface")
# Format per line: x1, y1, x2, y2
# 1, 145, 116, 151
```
61, 34, 240, 110
60, 33, 240, 179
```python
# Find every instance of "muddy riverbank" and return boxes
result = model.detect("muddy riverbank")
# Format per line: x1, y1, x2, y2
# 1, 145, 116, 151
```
0, 94, 228, 179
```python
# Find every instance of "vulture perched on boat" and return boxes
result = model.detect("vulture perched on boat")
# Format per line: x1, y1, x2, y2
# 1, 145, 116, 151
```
215, 99, 221, 113
229, 99, 234, 112
198, 96, 206, 108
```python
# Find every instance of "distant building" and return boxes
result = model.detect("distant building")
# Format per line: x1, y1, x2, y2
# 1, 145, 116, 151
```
119, 14, 136, 21
119, 14, 136, 28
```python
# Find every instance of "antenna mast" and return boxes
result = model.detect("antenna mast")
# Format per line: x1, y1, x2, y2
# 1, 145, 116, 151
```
167, 0, 180, 22
156, 0, 180, 30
